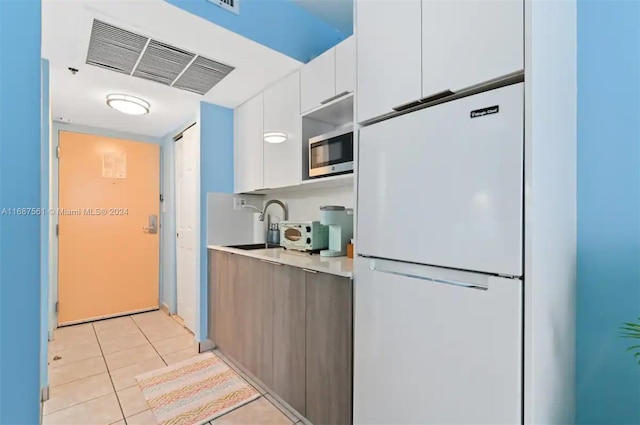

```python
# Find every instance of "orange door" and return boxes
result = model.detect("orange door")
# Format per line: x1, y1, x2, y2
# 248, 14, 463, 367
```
58, 131, 160, 325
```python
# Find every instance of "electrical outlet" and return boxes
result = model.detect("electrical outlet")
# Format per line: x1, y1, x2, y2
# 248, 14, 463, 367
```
233, 197, 247, 211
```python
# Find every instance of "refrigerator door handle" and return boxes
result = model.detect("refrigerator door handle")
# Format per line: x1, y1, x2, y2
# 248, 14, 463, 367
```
369, 258, 489, 291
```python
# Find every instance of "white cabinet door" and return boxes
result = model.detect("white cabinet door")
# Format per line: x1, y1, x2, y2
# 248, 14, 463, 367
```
422, 0, 523, 98
234, 93, 264, 193
301, 47, 336, 113
335, 36, 356, 96
358, 83, 524, 276
356, 0, 422, 123
263, 71, 301, 189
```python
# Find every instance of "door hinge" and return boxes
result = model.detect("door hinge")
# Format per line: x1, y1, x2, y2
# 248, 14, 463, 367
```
55, 301, 59, 313
56, 224, 59, 236
56, 146, 60, 159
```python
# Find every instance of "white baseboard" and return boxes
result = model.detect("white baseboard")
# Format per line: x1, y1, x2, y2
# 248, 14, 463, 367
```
41, 386, 49, 402
199, 339, 215, 352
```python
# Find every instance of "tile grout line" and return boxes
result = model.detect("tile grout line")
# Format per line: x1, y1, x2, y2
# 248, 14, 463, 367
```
43, 392, 120, 418
212, 351, 301, 424
98, 326, 192, 359
130, 315, 169, 367
213, 351, 303, 424
92, 320, 128, 424
101, 340, 149, 357
48, 364, 106, 389
264, 393, 304, 424
43, 327, 123, 419
47, 350, 102, 372
48, 332, 103, 371
130, 312, 196, 345
45, 314, 186, 421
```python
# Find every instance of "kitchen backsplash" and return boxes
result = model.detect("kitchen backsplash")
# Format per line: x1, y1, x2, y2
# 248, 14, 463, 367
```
264, 185, 354, 223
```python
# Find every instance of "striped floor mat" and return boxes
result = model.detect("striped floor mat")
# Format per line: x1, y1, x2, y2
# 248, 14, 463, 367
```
136, 352, 260, 425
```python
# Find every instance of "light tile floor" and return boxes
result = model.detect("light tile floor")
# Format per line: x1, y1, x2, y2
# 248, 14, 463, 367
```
44, 310, 303, 425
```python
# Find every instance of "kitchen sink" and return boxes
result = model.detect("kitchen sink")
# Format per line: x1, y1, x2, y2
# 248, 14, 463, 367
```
225, 243, 281, 250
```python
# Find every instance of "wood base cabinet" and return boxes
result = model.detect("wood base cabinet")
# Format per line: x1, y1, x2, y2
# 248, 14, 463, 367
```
208, 250, 353, 424
272, 265, 307, 414
233, 254, 274, 388
305, 269, 353, 425
210, 251, 274, 388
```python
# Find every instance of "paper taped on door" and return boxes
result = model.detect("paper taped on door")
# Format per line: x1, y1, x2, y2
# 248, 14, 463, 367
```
102, 152, 127, 179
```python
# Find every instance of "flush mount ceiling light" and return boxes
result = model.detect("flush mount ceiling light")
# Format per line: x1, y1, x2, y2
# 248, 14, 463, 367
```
264, 131, 287, 144
106, 94, 150, 115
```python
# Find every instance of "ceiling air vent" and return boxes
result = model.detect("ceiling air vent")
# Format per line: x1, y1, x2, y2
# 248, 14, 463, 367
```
207, 0, 239, 15
173, 56, 235, 95
85, 19, 235, 95
133, 40, 195, 86
86, 20, 148, 75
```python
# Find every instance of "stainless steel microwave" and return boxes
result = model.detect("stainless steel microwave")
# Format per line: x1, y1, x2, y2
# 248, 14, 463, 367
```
308, 128, 354, 178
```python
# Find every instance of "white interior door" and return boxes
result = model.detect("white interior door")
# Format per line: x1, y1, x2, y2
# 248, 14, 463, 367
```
175, 124, 199, 333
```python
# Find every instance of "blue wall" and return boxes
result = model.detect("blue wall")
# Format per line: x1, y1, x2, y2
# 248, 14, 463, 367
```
165, 0, 346, 62
0, 0, 42, 422
198, 101, 234, 341
577, 1, 640, 423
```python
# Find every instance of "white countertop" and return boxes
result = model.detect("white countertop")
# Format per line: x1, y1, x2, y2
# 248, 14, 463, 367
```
208, 245, 354, 278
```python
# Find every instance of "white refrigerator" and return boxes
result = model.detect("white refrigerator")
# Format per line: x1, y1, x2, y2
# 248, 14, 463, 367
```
354, 83, 524, 424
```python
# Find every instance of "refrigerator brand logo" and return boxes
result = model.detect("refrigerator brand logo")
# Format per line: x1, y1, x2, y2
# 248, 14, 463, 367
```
470, 105, 499, 119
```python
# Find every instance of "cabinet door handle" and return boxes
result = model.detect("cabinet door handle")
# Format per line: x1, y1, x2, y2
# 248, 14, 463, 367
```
391, 90, 456, 113
302, 268, 318, 274
391, 99, 423, 112
419, 89, 455, 104
260, 259, 282, 266
321, 91, 350, 105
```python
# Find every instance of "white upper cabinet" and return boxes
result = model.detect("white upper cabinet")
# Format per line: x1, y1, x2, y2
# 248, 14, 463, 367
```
335, 36, 356, 96
421, 0, 523, 98
355, 0, 524, 123
263, 71, 302, 189
356, 0, 422, 123
234, 93, 264, 193
301, 36, 356, 114
301, 48, 336, 113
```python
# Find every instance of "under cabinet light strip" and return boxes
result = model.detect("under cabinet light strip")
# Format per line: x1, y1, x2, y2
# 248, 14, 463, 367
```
130, 38, 152, 76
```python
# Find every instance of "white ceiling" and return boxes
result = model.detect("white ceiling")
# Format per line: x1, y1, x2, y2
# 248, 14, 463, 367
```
42, 0, 303, 138
292, 0, 353, 35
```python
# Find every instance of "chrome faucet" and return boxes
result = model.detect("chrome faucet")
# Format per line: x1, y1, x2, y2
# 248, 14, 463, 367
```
259, 199, 289, 221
